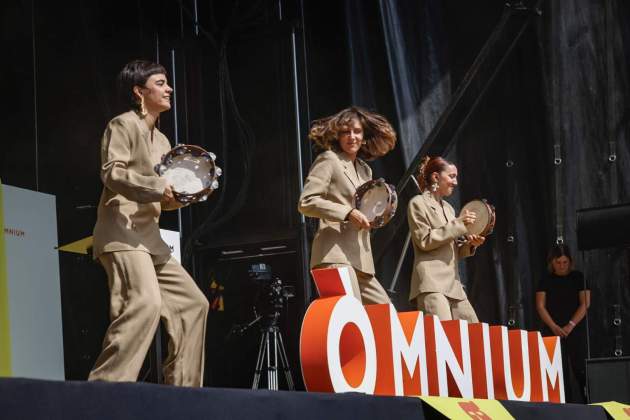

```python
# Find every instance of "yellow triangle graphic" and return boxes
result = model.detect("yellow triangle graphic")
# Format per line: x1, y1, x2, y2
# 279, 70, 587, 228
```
58, 235, 93, 255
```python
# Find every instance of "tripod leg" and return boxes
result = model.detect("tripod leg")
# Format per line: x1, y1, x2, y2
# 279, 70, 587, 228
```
271, 329, 279, 391
265, 328, 276, 390
277, 331, 295, 390
252, 331, 267, 389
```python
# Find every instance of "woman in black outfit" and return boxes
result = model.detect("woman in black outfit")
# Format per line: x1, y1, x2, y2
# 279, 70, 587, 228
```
535, 244, 590, 402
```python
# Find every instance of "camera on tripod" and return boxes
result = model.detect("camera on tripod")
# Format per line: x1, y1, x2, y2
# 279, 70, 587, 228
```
248, 263, 295, 313
244, 263, 295, 390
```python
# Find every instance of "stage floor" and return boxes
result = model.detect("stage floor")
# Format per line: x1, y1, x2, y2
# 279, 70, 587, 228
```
0, 377, 611, 419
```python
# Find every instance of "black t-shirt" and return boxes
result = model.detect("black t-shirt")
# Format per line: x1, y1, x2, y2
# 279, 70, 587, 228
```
537, 270, 588, 326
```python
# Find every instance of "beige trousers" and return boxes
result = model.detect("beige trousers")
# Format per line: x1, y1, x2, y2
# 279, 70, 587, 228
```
315, 263, 391, 304
88, 251, 209, 386
416, 292, 479, 323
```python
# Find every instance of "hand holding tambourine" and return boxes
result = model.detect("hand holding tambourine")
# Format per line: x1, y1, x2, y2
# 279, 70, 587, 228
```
160, 185, 184, 211
459, 209, 477, 226
459, 199, 496, 237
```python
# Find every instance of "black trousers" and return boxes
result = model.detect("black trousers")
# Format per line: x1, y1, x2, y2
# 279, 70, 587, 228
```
561, 328, 587, 403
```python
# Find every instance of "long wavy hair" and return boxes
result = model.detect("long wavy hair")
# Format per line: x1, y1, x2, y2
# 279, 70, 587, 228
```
308, 106, 397, 160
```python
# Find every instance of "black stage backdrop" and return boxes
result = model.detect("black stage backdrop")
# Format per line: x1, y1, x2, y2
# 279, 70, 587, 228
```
341, 0, 630, 364
1, 0, 629, 393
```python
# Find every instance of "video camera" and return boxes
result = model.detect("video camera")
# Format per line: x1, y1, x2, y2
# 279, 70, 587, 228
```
248, 263, 274, 282
248, 263, 294, 312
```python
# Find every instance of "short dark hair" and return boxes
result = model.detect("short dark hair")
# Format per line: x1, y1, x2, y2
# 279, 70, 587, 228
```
117, 60, 168, 111
547, 243, 573, 272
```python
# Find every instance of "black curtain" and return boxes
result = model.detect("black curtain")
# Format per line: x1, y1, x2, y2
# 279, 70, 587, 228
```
536, 0, 630, 358
0, 0, 310, 387
344, 0, 630, 360
3, 0, 630, 389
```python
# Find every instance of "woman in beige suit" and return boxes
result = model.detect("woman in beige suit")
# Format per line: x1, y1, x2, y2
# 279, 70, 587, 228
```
298, 107, 396, 304
89, 61, 208, 386
407, 156, 485, 322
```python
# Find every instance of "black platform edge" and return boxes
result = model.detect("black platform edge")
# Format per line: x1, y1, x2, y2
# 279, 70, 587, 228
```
0, 378, 610, 420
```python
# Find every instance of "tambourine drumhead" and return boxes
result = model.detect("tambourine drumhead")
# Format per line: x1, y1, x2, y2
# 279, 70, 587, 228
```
460, 199, 495, 236
354, 178, 398, 228
163, 155, 213, 194
359, 184, 389, 220
155, 144, 222, 204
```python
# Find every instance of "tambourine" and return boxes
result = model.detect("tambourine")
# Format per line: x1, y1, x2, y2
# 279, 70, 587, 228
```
460, 199, 496, 236
354, 178, 398, 228
154, 144, 222, 204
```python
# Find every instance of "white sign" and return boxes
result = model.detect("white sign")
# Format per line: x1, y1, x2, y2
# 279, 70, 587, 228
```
1, 184, 64, 380
160, 229, 181, 262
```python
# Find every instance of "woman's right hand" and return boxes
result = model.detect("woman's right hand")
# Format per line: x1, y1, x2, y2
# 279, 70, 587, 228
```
162, 185, 176, 205
347, 209, 371, 230
550, 323, 568, 338
459, 209, 477, 226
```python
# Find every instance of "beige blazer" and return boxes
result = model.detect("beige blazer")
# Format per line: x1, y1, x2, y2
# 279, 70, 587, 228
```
298, 150, 375, 274
407, 191, 475, 301
92, 111, 171, 258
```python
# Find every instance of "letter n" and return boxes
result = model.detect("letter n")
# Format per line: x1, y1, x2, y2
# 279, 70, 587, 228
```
425, 315, 473, 397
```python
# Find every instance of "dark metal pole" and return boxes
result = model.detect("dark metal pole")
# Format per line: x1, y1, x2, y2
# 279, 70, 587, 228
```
291, 0, 313, 308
